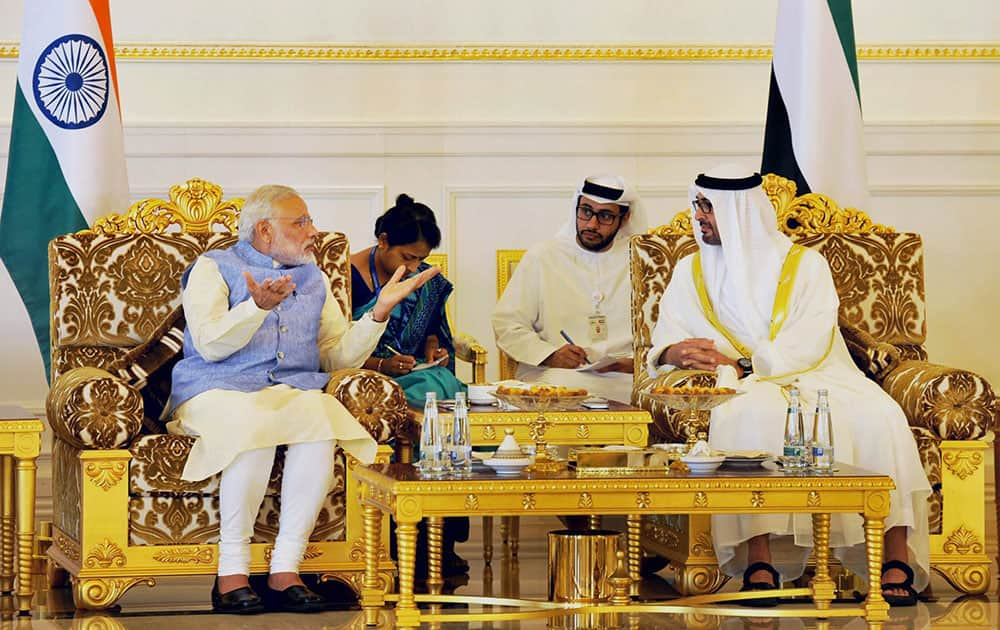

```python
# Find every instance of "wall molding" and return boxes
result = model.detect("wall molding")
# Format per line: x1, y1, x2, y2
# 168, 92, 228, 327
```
3, 122, 999, 160
1, 42, 998, 63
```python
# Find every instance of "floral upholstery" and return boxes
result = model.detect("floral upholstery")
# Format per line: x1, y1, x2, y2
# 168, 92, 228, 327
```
46, 367, 144, 449
883, 361, 999, 441
52, 438, 82, 541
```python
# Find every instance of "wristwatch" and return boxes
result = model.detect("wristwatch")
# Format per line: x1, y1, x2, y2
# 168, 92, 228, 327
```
736, 357, 753, 377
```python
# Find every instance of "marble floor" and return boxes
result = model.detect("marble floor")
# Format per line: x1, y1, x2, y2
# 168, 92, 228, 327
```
5, 516, 998, 629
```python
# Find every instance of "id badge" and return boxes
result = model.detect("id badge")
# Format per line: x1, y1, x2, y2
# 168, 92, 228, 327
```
588, 314, 608, 341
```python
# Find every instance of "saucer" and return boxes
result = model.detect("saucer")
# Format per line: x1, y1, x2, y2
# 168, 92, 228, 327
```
484, 457, 531, 475
468, 398, 496, 406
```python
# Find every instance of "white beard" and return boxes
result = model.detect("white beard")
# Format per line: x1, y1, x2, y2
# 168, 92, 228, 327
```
270, 233, 315, 266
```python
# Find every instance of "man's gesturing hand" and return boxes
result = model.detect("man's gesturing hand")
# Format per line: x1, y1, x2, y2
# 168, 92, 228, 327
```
244, 272, 296, 310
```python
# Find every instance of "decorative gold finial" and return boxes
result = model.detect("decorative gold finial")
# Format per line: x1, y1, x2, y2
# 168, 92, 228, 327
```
609, 550, 632, 606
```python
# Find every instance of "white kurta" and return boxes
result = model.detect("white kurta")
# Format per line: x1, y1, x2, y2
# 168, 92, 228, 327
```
167, 256, 386, 481
647, 249, 932, 589
492, 233, 634, 403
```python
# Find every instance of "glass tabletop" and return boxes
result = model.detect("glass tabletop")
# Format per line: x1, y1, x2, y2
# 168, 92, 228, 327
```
360, 461, 887, 483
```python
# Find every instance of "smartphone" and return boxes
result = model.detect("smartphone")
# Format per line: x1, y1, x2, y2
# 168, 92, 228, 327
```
582, 397, 610, 409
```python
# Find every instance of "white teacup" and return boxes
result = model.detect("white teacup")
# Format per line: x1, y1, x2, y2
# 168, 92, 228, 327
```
467, 383, 497, 405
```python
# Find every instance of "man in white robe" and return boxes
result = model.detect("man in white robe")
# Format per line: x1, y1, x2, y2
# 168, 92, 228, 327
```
168, 185, 437, 613
647, 165, 930, 606
492, 175, 648, 403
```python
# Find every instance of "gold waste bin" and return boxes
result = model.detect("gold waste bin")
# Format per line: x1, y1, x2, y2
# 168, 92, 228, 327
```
547, 529, 621, 603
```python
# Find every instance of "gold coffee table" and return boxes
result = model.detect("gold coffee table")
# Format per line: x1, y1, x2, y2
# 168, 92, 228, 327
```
356, 462, 896, 627
0, 406, 44, 614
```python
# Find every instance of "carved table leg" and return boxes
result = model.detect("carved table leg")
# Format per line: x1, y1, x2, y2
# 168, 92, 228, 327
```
426, 517, 444, 595
863, 515, 889, 623
361, 504, 384, 627
1, 456, 13, 594
16, 453, 37, 614
509, 516, 520, 557
396, 521, 420, 627
482, 516, 494, 565
811, 513, 836, 610
627, 514, 641, 597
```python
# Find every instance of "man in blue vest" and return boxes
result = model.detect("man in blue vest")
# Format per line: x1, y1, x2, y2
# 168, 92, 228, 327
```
168, 184, 438, 614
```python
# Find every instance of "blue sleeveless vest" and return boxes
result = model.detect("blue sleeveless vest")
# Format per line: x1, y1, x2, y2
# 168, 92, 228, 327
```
170, 240, 331, 409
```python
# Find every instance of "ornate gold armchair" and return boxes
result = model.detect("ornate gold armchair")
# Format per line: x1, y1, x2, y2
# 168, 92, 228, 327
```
630, 174, 998, 595
45, 179, 411, 608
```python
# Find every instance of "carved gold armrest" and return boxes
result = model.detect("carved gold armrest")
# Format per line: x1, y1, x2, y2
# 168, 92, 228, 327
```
882, 360, 998, 441
45, 366, 144, 449
326, 368, 414, 451
453, 333, 488, 384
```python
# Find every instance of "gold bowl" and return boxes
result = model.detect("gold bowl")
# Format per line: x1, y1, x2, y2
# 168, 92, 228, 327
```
491, 391, 590, 412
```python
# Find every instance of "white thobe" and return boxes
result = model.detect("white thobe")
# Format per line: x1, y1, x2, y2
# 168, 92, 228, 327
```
167, 256, 386, 481
647, 249, 932, 589
492, 234, 634, 403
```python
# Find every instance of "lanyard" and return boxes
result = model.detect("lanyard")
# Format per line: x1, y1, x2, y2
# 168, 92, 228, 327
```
368, 247, 382, 296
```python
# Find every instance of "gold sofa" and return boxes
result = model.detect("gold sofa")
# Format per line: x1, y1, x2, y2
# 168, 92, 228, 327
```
45, 179, 411, 609
630, 174, 998, 595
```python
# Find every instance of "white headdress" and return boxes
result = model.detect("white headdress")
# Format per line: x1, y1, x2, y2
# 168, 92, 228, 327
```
556, 174, 647, 245
690, 164, 792, 346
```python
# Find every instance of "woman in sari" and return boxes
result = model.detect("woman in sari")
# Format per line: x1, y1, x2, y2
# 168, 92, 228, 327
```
350, 194, 466, 407
350, 194, 469, 577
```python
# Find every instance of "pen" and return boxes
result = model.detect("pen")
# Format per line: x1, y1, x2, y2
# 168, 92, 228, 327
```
559, 330, 591, 364
385, 345, 402, 356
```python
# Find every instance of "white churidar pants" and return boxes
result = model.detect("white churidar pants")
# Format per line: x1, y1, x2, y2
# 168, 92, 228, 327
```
217, 440, 336, 576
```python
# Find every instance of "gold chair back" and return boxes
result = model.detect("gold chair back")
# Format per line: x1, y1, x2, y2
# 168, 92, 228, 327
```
495, 249, 525, 381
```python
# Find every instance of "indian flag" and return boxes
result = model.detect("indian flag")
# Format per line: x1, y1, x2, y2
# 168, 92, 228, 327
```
0, 0, 128, 378
761, 0, 869, 209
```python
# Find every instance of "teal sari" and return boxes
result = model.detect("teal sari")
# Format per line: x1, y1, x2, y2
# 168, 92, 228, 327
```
352, 259, 466, 407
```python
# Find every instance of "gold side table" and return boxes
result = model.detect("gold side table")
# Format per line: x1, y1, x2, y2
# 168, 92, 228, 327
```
459, 400, 652, 563
0, 405, 44, 615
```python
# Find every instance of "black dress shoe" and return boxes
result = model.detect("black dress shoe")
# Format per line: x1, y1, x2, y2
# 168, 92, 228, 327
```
264, 584, 328, 613
211, 579, 265, 615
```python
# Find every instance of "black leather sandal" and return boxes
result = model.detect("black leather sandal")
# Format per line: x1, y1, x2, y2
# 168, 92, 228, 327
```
738, 561, 781, 607
881, 560, 918, 607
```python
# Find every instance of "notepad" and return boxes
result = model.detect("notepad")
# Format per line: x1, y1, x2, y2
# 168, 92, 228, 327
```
411, 355, 449, 372
573, 354, 630, 372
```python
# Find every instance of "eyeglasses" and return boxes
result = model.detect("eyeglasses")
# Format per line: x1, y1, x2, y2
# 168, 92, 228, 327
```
691, 198, 714, 214
270, 216, 314, 229
576, 205, 622, 226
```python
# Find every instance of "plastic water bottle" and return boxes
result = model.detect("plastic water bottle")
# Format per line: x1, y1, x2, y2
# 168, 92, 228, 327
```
418, 392, 444, 475
782, 387, 807, 469
811, 389, 835, 470
450, 392, 473, 475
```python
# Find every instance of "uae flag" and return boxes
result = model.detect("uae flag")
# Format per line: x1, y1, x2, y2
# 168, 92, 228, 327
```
0, 0, 129, 378
761, 0, 869, 209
